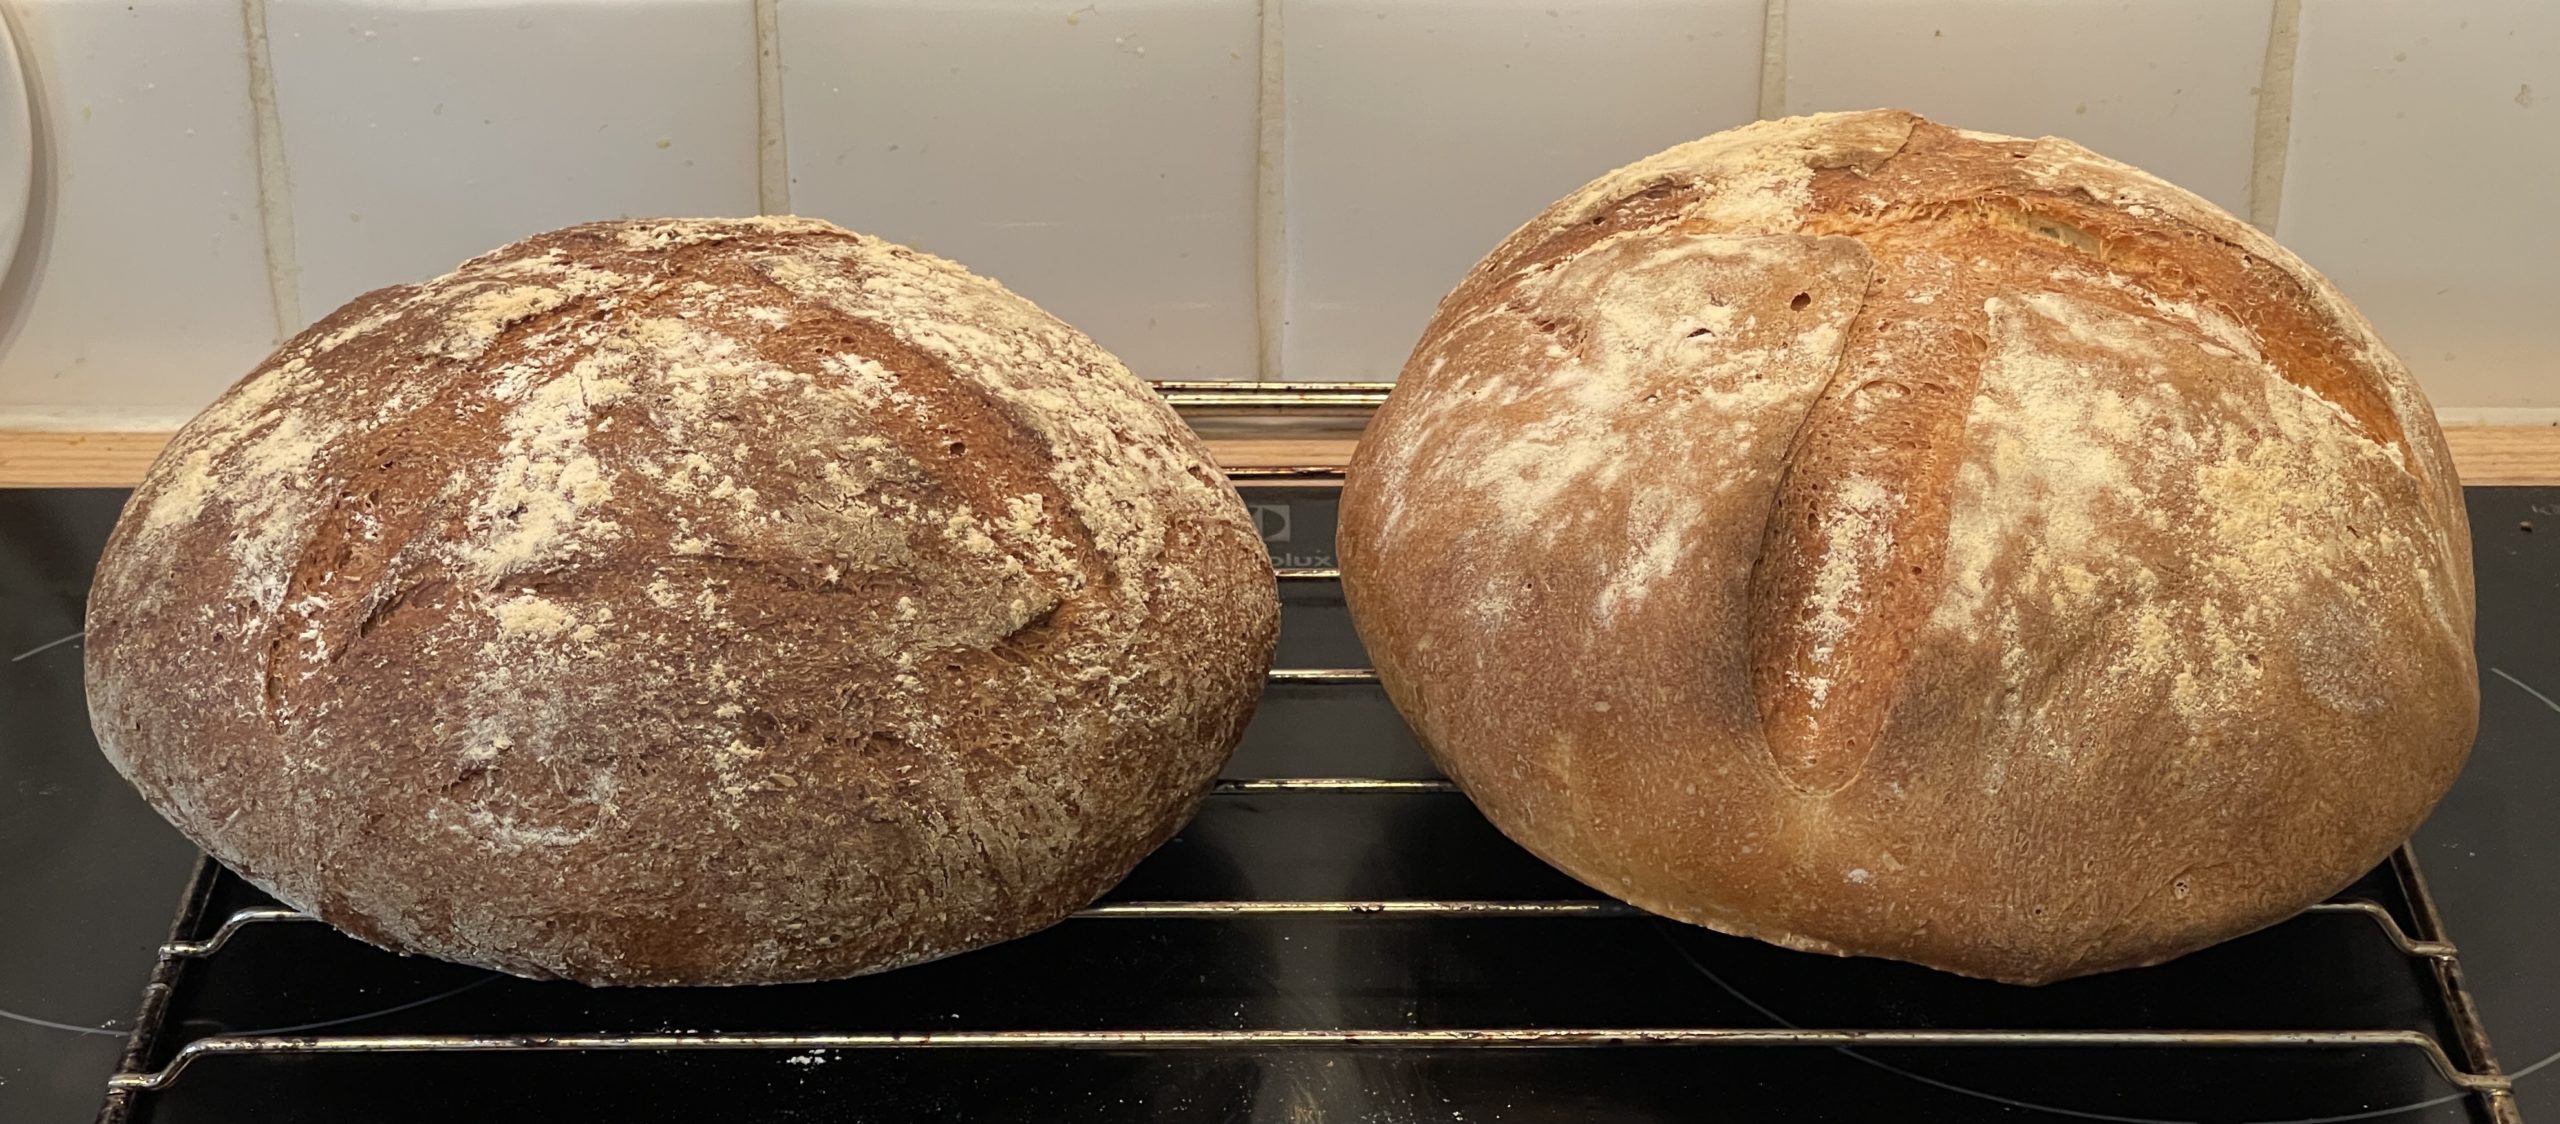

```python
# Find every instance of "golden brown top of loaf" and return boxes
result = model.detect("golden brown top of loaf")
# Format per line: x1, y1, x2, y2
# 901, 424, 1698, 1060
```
1340, 110, 2476, 983
87, 217, 1277, 984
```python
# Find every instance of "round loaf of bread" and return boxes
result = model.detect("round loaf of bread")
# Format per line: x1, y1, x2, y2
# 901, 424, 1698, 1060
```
1339, 111, 2477, 984
86, 217, 1278, 985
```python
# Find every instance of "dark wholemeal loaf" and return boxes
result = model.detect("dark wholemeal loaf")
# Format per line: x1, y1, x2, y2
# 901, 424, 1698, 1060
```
86, 217, 1278, 985
1338, 110, 2477, 984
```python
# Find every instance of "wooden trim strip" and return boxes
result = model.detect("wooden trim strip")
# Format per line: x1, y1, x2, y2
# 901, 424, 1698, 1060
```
0, 432, 172, 489
2437, 426, 2560, 487
3, 426, 2554, 489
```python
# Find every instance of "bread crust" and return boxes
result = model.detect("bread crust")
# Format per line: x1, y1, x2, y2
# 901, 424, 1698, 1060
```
86, 217, 1278, 985
1338, 111, 2476, 984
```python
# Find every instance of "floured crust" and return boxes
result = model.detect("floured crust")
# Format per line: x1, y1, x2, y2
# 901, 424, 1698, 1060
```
86, 217, 1279, 985
1339, 111, 2477, 984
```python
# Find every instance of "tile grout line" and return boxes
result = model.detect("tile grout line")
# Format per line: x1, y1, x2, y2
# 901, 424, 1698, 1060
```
1756, 0, 1787, 120
1254, 0, 1286, 382
2248, 0, 2304, 233
239, 0, 301, 338
753, 0, 790, 216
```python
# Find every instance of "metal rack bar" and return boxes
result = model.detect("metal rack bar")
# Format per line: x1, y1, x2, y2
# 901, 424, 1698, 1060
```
154, 883, 2461, 966
1267, 668, 1379, 684
1078, 901, 1643, 919
159, 900, 1628, 959
2300, 901, 2456, 959
1154, 380, 1394, 394
160, 908, 306, 958
1274, 567, 1340, 581
108, 1026, 2513, 1096
1222, 466, 1350, 482
1153, 381, 1392, 411
1212, 778, 1459, 794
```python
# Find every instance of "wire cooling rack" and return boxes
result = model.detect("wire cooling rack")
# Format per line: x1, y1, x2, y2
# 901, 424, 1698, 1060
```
97, 384, 2520, 1124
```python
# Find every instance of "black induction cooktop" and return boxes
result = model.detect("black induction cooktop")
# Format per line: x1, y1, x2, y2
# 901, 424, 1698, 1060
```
5, 485, 2556, 1123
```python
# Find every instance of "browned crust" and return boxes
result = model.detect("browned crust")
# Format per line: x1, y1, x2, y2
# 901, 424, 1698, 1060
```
1339, 111, 2478, 984
85, 217, 1279, 985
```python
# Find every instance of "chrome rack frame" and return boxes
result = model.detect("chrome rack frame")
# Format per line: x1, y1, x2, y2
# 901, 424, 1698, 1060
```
1152, 380, 1393, 411
91, 831, 2527, 1121
96, 382, 2520, 1124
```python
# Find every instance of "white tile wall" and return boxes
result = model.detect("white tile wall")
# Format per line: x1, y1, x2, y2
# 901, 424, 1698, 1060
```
1281, 0, 1764, 381
2281, 0, 2560, 414
0, 0, 279, 428
1786, 0, 2274, 217
266, 0, 761, 327
778, 0, 1261, 382
0, 0, 2555, 424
